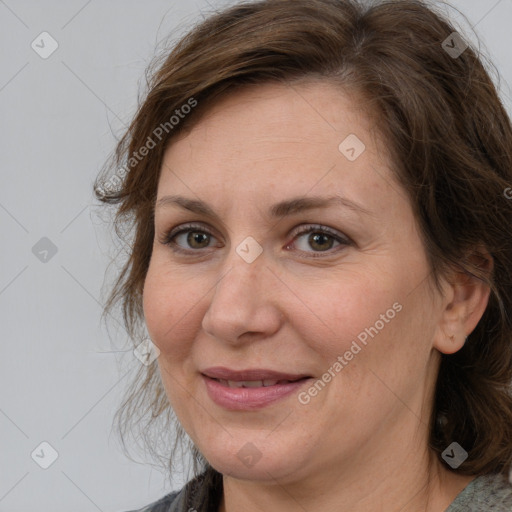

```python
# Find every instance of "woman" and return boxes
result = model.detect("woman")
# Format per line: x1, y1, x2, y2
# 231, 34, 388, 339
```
95, 0, 512, 510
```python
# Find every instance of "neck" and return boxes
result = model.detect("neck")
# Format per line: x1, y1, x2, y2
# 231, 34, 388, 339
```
218, 447, 475, 512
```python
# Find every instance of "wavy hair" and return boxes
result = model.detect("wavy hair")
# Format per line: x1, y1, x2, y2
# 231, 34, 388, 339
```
95, 0, 512, 504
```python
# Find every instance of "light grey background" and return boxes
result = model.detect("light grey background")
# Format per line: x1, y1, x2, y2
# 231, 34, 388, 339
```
1, 1, 511, 511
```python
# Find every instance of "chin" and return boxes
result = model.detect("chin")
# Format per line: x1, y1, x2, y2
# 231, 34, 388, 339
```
200, 438, 306, 483
209, 457, 294, 482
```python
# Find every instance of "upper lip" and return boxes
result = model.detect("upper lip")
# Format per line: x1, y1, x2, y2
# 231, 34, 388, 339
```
201, 367, 310, 381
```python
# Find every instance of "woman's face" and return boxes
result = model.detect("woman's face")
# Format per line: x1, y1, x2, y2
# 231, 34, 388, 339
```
143, 81, 450, 484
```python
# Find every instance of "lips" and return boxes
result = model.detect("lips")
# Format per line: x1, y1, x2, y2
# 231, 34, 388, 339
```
201, 366, 310, 384
215, 379, 296, 388
201, 368, 312, 410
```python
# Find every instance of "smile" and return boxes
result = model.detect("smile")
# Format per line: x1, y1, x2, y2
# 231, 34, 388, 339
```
214, 378, 305, 388
201, 369, 312, 410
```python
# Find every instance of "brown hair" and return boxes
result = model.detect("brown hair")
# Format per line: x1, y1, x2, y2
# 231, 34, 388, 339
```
95, 0, 512, 496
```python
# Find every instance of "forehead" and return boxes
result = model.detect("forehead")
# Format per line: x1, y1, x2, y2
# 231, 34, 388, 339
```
157, 80, 399, 214
172, 80, 381, 154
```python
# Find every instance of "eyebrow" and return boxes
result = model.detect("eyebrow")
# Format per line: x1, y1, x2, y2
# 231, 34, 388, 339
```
155, 194, 374, 220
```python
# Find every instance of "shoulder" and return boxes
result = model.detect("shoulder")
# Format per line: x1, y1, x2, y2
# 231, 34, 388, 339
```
122, 469, 221, 512
446, 472, 512, 511
123, 489, 181, 512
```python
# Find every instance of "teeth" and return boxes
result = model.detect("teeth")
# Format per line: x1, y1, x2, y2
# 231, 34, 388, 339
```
240, 380, 263, 388
219, 379, 282, 388
227, 380, 246, 388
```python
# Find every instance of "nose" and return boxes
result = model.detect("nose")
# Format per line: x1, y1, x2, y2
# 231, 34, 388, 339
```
201, 250, 284, 345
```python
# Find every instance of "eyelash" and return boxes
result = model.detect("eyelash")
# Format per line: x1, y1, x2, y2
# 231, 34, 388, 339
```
160, 222, 352, 258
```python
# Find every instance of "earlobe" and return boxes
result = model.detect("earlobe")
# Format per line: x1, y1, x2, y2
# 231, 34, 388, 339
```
433, 253, 492, 355
437, 333, 469, 355
435, 329, 468, 356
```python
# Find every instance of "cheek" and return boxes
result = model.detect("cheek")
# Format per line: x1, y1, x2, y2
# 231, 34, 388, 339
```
142, 260, 204, 360
287, 268, 402, 357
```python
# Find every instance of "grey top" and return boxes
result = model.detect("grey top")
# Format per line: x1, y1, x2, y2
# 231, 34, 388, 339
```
446, 473, 512, 511
127, 472, 512, 511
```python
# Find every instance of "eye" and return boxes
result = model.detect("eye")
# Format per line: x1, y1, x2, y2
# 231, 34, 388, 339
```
160, 223, 220, 254
286, 225, 351, 256
160, 222, 351, 258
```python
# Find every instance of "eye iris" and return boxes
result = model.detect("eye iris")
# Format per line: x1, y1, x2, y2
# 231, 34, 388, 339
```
309, 232, 333, 251
187, 231, 210, 248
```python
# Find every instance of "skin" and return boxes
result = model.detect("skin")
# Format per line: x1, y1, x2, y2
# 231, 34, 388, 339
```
142, 80, 491, 511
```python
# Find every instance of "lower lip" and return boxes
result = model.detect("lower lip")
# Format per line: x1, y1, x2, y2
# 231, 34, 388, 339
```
202, 375, 311, 410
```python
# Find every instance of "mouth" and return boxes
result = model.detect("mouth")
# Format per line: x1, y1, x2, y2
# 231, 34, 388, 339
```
200, 367, 313, 410
210, 377, 308, 388
201, 366, 311, 385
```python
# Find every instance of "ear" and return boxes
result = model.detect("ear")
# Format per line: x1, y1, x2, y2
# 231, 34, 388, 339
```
433, 251, 493, 355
